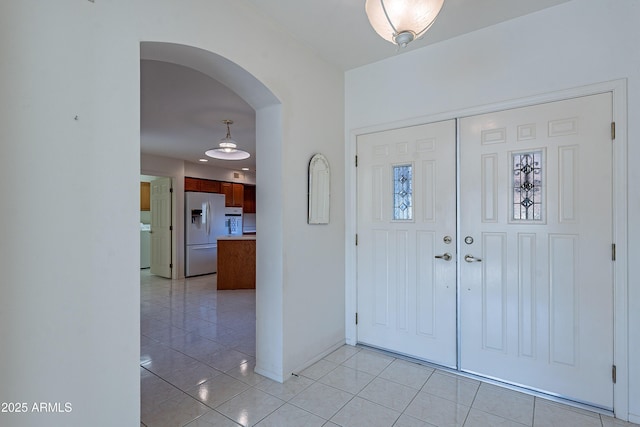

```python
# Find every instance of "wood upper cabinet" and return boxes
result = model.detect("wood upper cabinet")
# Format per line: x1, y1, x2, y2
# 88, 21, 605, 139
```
220, 182, 232, 204
140, 182, 150, 211
185, 177, 220, 193
221, 182, 244, 207
185, 177, 245, 208
201, 179, 220, 193
184, 177, 201, 192
243, 185, 256, 213
232, 183, 244, 208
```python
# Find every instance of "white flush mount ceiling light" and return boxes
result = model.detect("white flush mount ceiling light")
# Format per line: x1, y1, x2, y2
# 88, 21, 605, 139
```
205, 119, 250, 160
365, 0, 444, 48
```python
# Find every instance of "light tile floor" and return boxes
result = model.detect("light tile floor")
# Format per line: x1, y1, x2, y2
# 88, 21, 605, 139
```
140, 271, 638, 427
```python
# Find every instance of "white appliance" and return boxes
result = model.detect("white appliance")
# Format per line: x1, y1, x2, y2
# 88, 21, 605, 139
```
140, 223, 151, 269
185, 192, 227, 277
242, 213, 256, 234
224, 207, 243, 236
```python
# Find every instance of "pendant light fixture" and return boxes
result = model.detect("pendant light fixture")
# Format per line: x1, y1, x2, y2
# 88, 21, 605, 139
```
365, 0, 444, 48
205, 119, 250, 160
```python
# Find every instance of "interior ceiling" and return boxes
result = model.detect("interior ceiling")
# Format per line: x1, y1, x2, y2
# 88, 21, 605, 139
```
141, 60, 256, 172
140, 0, 571, 172
244, 0, 571, 70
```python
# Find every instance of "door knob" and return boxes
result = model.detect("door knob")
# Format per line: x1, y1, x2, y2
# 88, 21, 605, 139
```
435, 253, 452, 261
464, 254, 482, 263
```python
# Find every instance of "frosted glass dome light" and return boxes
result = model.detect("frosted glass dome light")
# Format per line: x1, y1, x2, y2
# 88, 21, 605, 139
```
205, 119, 250, 160
365, 0, 444, 48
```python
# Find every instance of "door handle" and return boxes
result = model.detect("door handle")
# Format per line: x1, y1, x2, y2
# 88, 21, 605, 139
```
435, 253, 452, 261
464, 254, 482, 263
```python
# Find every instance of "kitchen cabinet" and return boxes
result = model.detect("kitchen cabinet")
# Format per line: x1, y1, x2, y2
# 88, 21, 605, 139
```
232, 183, 244, 207
221, 182, 244, 207
185, 177, 246, 208
243, 185, 256, 213
220, 182, 232, 203
200, 179, 220, 193
140, 182, 150, 211
217, 236, 256, 290
185, 177, 222, 193
184, 177, 201, 192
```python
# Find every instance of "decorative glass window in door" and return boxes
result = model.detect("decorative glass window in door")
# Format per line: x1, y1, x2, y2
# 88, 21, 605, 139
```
513, 152, 542, 220
393, 164, 413, 220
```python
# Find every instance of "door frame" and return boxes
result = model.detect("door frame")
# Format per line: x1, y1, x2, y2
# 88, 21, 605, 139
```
345, 79, 628, 418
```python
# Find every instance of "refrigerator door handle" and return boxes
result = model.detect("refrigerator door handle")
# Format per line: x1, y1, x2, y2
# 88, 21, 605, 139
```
191, 245, 217, 250
207, 201, 211, 236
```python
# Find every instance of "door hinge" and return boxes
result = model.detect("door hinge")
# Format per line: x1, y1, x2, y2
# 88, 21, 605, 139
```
169, 225, 173, 231
612, 243, 616, 261
169, 263, 173, 269
611, 122, 616, 140
170, 187, 174, 193
355, 312, 358, 325
355, 234, 358, 246
612, 365, 617, 383
355, 155, 358, 167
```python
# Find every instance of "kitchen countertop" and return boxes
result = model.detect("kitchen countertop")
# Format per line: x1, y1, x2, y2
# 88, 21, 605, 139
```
216, 235, 256, 241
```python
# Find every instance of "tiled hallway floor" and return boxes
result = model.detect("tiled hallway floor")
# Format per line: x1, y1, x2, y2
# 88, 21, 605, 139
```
140, 272, 637, 427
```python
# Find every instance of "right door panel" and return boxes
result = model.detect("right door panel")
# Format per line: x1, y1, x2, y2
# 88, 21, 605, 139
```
459, 93, 614, 408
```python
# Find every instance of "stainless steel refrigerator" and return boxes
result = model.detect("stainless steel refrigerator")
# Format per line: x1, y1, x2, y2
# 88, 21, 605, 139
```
185, 192, 227, 277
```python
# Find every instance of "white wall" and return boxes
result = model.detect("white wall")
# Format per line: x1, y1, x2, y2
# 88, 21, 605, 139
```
0, 1, 140, 426
0, 1, 344, 426
345, 0, 639, 421
255, 104, 285, 378
137, 0, 346, 382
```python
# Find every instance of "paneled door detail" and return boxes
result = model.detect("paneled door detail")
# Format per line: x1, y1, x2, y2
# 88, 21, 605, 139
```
150, 177, 173, 279
357, 120, 457, 367
459, 93, 614, 408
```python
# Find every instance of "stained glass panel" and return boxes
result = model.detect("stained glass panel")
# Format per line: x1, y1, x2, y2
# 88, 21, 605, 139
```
513, 152, 543, 220
393, 165, 413, 220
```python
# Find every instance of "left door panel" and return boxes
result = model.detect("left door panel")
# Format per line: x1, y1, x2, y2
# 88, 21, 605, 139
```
356, 120, 457, 367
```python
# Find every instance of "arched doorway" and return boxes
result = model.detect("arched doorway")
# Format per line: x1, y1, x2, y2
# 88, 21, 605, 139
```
140, 41, 284, 382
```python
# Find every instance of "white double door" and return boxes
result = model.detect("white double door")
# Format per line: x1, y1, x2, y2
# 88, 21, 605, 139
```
356, 93, 614, 408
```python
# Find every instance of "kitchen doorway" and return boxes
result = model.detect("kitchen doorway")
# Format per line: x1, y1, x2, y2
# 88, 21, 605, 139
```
139, 41, 286, 383
140, 174, 174, 279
